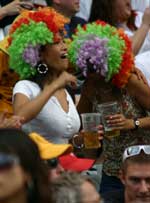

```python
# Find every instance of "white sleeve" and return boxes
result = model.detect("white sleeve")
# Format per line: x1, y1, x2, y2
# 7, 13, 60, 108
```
135, 51, 150, 86
13, 80, 33, 100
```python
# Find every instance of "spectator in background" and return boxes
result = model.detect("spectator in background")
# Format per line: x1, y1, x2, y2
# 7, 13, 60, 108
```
0, 128, 51, 203
51, 171, 101, 203
89, 0, 150, 90
0, 0, 33, 37
131, 0, 150, 12
76, 0, 93, 21
46, 0, 86, 38
89, 0, 150, 55
103, 145, 150, 203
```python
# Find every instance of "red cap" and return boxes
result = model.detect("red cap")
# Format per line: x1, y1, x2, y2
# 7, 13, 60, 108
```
59, 153, 95, 172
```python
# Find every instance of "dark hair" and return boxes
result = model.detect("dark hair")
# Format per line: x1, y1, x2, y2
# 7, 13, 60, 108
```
0, 128, 51, 203
89, 0, 116, 26
122, 151, 150, 174
45, 0, 53, 6
89, 0, 137, 30
30, 45, 56, 89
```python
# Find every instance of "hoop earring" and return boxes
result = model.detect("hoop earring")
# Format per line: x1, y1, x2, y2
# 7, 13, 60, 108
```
37, 63, 48, 74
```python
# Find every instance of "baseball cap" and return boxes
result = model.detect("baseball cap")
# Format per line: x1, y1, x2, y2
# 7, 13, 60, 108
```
59, 153, 95, 172
29, 133, 73, 160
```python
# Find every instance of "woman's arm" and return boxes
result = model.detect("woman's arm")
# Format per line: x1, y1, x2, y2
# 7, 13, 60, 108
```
13, 71, 77, 122
0, 1, 33, 19
126, 73, 150, 109
130, 8, 150, 55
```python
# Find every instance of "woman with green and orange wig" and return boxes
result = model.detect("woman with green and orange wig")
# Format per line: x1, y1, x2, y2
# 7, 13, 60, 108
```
9, 7, 81, 144
68, 20, 150, 192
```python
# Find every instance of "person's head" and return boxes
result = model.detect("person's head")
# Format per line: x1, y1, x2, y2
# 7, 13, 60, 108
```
49, 0, 80, 18
89, 0, 132, 25
7, 8, 69, 87
114, 0, 132, 23
120, 145, 150, 203
0, 128, 50, 203
46, 157, 65, 180
51, 171, 101, 203
68, 21, 134, 89
29, 133, 95, 181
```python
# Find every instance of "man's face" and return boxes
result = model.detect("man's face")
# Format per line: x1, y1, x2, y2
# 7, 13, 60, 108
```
56, 0, 80, 16
121, 163, 150, 202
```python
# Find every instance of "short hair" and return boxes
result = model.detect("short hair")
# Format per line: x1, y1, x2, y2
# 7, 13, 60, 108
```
122, 151, 150, 174
51, 171, 96, 203
89, 0, 116, 26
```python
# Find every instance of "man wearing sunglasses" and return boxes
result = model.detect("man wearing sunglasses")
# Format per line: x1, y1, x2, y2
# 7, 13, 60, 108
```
30, 133, 95, 181
103, 145, 150, 203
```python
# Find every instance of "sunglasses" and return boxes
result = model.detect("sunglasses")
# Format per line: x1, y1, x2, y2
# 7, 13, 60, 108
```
46, 158, 59, 169
0, 153, 19, 170
123, 145, 150, 161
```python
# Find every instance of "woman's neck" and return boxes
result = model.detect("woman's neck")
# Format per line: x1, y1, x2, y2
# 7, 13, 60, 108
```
44, 69, 62, 86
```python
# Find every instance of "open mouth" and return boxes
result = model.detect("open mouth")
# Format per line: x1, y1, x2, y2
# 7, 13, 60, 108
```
60, 53, 68, 59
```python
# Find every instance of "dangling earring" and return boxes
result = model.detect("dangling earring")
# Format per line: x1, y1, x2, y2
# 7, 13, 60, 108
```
37, 63, 48, 74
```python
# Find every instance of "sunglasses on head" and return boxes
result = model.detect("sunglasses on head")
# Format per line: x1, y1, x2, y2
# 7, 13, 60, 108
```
46, 158, 59, 169
123, 145, 150, 161
0, 153, 19, 170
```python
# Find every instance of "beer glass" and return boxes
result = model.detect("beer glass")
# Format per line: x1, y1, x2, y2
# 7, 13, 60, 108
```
81, 113, 101, 149
97, 101, 121, 138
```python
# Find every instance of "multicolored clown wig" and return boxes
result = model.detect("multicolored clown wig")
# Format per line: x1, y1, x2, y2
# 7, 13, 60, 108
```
68, 20, 135, 88
7, 7, 68, 79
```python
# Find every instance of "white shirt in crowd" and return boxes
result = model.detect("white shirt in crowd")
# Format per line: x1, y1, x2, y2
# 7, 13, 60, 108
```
131, 0, 150, 12
124, 11, 150, 54
124, 10, 150, 86
135, 52, 150, 86
76, 0, 92, 21
13, 80, 81, 144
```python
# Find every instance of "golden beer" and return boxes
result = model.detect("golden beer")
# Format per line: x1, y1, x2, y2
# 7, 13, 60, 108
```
83, 131, 101, 149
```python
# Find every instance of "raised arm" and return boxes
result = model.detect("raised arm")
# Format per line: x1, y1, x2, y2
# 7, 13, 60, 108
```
0, 0, 33, 19
13, 71, 77, 123
130, 8, 150, 55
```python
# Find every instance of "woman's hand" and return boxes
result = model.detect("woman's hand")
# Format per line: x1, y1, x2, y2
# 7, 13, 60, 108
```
0, 112, 24, 129
71, 125, 104, 149
96, 124, 104, 141
0, 0, 33, 18
132, 67, 148, 85
53, 71, 77, 90
107, 114, 135, 130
